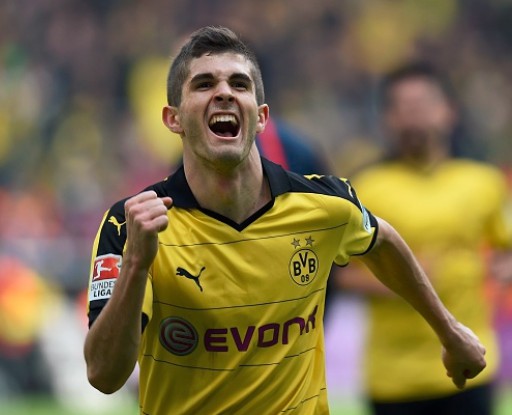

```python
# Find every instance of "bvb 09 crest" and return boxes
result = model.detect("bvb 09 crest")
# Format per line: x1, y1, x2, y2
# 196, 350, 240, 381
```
288, 236, 319, 286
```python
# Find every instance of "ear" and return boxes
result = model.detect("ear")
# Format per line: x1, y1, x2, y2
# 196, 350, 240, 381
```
255, 104, 270, 134
162, 106, 184, 134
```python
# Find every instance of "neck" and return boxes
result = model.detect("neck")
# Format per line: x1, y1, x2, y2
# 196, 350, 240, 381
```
402, 148, 449, 172
184, 150, 271, 224
398, 134, 451, 172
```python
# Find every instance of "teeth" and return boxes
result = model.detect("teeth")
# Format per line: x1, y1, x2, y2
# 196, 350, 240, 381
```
209, 114, 238, 126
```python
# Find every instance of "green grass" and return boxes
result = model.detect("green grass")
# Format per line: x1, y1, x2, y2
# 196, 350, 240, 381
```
0, 396, 138, 415
497, 389, 512, 415
1, 389, 511, 415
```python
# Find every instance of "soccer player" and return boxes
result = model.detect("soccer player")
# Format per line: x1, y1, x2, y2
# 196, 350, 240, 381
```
84, 27, 487, 414
336, 62, 512, 415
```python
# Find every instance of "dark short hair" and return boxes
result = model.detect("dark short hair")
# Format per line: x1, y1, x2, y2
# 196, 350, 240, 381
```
379, 61, 455, 109
167, 26, 265, 106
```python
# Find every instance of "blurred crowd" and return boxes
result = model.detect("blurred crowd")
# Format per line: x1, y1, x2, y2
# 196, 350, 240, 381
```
1, 0, 512, 409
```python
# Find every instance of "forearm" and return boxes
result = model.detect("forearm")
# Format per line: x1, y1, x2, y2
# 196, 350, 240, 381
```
362, 218, 458, 345
84, 191, 172, 393
84, 259, 148, 394
334, 261, 396, 297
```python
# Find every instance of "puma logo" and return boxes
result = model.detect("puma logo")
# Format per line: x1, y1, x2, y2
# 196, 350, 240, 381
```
108, 216, 126, 236
176, 266, 205, 292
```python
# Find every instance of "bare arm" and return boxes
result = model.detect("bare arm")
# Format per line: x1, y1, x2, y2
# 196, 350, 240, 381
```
360, 217, 486, 389
84, 191, 172, 394
334, 259, 395, 296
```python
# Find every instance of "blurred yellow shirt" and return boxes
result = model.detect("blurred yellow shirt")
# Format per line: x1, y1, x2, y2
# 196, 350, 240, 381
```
0, 257, 53, 347
352, 159, 511, 401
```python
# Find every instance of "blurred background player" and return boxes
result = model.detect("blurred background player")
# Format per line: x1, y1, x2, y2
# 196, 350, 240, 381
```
256, 116, 330, 176
335, 62, 512, 415
0, 256, 54, 398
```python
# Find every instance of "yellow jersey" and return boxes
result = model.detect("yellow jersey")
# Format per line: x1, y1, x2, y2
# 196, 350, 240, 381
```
87, 158, 378, 414
352, 159, 511, 401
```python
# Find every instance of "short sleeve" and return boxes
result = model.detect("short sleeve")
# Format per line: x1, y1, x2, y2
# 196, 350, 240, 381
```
87, 201, 127, 328
334, 179, 379, 266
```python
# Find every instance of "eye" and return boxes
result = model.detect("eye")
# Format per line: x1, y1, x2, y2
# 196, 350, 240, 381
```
196, 81, 213, 90
232, 81, 249, 90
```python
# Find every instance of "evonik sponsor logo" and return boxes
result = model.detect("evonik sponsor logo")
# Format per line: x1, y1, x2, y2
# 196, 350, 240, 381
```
159, 305, 319, 356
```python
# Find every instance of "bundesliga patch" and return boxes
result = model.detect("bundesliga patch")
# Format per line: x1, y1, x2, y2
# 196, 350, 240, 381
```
89, 254, 122, 301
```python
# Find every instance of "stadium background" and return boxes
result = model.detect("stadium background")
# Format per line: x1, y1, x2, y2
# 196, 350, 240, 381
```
1, 1, 512, 414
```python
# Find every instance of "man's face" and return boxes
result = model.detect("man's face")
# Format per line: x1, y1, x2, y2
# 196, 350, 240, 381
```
165, 52, 268, 168
384, 77, 456, 157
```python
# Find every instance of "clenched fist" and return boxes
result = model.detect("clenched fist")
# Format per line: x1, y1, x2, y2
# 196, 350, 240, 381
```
124, 191, 173, 271
442, 323, 487, 389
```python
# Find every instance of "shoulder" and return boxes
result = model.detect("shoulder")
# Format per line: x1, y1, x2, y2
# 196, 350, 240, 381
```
349, 161, 399, 187
264, 157, 358, 204
449, 158, 505, 179
286, 171, 360, 204
451, 159, 508, 197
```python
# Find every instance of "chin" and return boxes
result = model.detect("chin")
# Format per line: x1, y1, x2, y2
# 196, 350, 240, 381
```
206, 149, 246, 167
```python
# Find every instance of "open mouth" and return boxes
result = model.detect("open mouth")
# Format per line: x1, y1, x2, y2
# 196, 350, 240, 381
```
208, 114, 240, 138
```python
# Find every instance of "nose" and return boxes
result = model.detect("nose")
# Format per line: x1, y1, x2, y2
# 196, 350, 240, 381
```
214, 81, 234, 103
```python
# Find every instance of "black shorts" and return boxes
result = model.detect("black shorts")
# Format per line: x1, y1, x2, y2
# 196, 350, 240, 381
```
370, 383, 493, 415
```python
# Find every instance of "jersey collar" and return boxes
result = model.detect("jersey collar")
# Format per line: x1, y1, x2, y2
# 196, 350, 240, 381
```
164, 157, 292, 209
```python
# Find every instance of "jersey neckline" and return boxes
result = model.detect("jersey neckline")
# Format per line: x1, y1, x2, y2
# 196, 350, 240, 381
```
162, 158, 291, 231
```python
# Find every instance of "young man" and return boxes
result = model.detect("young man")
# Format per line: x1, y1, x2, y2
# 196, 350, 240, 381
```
84, 28, 486, 414
336, 62, 512, 415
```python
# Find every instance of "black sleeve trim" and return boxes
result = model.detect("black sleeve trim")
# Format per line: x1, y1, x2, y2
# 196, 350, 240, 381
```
356, 212, 379, 256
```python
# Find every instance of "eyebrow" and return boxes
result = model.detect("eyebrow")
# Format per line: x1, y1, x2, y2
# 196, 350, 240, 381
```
189, 72, 253, 85
230, 73, 252, 84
